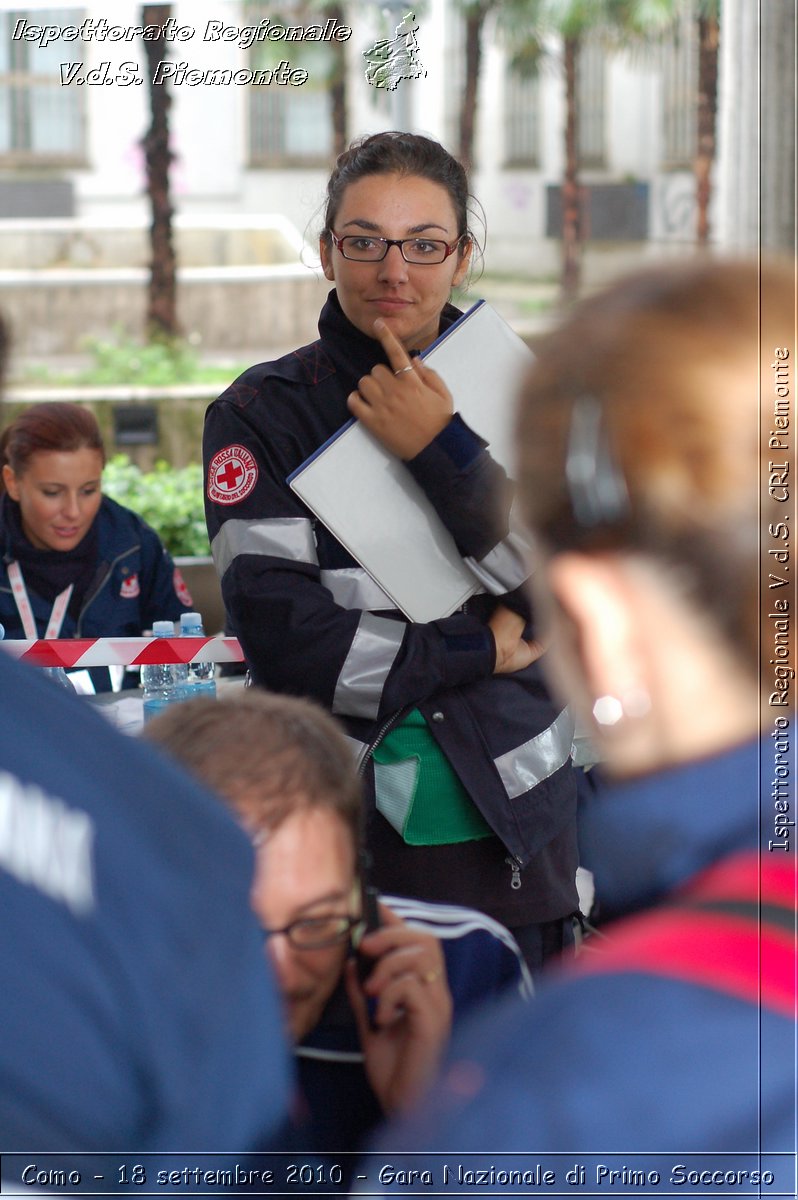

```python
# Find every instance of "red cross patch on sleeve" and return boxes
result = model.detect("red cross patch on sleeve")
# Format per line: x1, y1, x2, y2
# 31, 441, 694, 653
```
207, 444, 259, 505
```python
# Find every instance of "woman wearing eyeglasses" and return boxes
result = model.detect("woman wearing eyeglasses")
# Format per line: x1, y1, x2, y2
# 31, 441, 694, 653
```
203, 131, 580, 971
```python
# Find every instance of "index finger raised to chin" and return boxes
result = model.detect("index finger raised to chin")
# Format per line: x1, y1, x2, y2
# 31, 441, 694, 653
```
373, 318, 413, 372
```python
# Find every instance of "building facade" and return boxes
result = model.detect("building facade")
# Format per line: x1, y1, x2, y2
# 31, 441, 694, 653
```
6, 0, 786, 356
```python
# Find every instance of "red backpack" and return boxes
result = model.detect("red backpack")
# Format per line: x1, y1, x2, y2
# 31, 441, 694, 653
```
574, 853, 795, 1017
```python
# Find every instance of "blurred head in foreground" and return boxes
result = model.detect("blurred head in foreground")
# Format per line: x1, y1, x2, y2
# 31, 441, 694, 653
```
516, 257, 793, 779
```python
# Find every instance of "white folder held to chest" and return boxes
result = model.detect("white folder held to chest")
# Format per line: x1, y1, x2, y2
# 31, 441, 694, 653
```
288, 301, 534, 623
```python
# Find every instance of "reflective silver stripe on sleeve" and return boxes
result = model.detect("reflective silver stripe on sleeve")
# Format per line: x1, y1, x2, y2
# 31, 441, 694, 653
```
320, 567, 397, 612
464, 528, 531, 595
332, 613, 406, 720
211, 517, 318, 578
494, 707, 576, 800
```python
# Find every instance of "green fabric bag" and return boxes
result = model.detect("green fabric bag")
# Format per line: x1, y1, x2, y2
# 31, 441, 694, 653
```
373, 708, 492, 845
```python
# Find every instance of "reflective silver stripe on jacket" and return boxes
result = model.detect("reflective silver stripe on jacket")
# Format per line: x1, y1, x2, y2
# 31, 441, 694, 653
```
494, 707, 575, 800
464, 528, 531, 595
332, 613, 406, 719
320, 567, 397, 612
343, 734, 370, 768
211, 517, 318, 578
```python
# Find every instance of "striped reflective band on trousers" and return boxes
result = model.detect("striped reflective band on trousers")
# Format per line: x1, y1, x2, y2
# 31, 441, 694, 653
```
464, 521, 532, 595
346, 706, 577, 802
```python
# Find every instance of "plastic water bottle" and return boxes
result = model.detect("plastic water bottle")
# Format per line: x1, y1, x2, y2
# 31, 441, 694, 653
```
179, 611, 216, 700
43, 666, 76, 691
141, 620, 189, 722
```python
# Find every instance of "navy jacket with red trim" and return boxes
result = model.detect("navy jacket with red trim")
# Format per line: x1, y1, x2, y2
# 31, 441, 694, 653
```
0, 494, 192, 689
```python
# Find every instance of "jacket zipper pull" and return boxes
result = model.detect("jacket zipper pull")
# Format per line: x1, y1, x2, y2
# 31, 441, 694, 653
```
505, 855, 522, 890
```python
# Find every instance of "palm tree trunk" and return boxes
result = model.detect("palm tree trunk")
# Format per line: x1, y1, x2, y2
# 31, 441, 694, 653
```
459, 4, 488, 174
561, 35, 582, 300
141, 4, 178, 339
326, 3, 347, 158
695, 13, 719, 245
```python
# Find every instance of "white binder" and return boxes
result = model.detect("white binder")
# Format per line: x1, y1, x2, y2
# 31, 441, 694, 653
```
288, 301, 534, 623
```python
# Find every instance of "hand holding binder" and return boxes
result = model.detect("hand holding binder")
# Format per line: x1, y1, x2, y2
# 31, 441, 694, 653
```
346, 318, 456, 460
289, 302, 534, 622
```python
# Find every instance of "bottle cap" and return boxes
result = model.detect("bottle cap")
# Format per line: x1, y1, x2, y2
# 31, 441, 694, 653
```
179, 612, 203, 630
152, 620, 175, 636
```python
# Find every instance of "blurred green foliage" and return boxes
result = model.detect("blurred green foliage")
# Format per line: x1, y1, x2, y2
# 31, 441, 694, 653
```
103, 455, 210, 557
18, 330, 243, 388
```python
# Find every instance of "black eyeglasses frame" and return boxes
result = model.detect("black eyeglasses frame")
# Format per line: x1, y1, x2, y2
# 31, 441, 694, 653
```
329, 232, 465, 265
261, 913, 361, 951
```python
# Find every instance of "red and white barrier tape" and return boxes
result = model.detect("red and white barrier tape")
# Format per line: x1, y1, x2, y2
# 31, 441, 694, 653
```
0, 636, 244, 668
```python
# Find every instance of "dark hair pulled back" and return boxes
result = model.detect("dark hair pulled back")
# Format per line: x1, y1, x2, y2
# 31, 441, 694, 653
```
0, 402, 105, 495
321, 130, 480, 258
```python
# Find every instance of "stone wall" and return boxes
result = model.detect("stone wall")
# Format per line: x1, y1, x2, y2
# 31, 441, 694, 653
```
1, 264, 329, 357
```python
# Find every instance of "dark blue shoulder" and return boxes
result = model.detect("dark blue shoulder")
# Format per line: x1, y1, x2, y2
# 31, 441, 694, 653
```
98, 495, 140, 532
213, 341, 337, 411
96, 496, 161, 549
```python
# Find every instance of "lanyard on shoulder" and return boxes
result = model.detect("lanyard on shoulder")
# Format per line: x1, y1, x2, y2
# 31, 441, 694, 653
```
7, 560, 74, 640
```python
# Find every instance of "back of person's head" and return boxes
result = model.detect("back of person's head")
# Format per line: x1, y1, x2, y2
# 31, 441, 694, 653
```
516, 257, 793, 683
0, 401, 105, 495
321, 130, 473, 245
145, 690, 363, 844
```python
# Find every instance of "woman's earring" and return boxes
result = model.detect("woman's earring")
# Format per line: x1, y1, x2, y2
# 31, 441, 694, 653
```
592, 695, 624, 726
592, 686, 651, 727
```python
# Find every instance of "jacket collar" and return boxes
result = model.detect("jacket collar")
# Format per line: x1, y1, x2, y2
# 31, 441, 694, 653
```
580, 738, 762, 921
317, 288, 462, 389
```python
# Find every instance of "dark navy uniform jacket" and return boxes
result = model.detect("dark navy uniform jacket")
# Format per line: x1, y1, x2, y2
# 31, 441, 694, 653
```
0, 493, 192, 642
203, 291, 578, 925
0, 646, 291, 1151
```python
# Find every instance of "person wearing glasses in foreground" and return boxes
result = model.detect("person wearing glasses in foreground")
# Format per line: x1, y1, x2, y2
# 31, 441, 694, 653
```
366, 259, 795, 1183
203, 131, 580, 972
145, 689, 530, 1172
